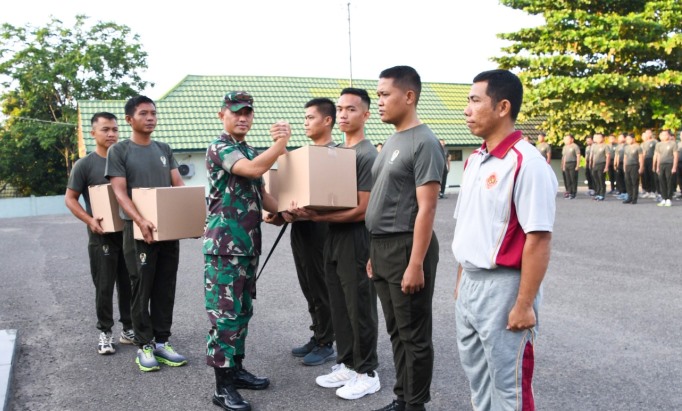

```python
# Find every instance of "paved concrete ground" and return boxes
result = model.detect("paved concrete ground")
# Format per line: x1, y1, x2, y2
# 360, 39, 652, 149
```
1, 190, 681, 411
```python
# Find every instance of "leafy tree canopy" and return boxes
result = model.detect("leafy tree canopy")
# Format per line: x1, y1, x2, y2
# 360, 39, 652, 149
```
0, 15, 152, 195
495, 0, 682, 143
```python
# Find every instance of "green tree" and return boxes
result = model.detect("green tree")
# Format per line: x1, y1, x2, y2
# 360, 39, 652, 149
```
0, 15, 152, 195
495, 0, 682, 143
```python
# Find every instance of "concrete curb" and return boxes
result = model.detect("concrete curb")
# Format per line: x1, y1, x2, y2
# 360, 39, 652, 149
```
0, 330, 18, 411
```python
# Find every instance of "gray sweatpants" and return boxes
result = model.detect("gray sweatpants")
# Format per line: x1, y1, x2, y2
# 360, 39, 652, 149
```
455, 269, 541, 411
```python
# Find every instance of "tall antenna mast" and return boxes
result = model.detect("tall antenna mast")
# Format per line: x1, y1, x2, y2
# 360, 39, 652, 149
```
347, 2, 353, 87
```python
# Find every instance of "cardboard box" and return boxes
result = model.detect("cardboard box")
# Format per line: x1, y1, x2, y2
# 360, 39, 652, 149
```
276, 145, 357, 212
88, 184, 123, 233
132, 186, 206, 241
263, 169, 279, 200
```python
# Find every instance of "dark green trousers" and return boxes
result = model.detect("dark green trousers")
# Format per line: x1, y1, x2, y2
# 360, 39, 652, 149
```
624, 165, 640, 202
658, 163, 675, 200
325, 222, 378, 374
564, 161, 578, 196
370, 232, 439, 409
592, 162, 606, 197
87, 228, 132, 332
291, 221, 333, 344
122, 221, 179, 346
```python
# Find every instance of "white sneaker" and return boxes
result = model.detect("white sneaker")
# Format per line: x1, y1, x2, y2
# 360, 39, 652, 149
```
97, 331, 116, 355
335, 371, 381, 400
657, 200, 666, 207
316, 363, 356, 388
665, 199, 672, 207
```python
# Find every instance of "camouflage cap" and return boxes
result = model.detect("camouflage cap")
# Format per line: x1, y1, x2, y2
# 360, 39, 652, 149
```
222, 91, 254, 112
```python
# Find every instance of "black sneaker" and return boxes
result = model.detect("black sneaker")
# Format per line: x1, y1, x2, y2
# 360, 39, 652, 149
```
291, 337, 316, 357
374, 399, 406, 411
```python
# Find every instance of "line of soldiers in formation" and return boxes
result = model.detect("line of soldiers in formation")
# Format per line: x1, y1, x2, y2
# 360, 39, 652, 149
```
527, 129, 682, 206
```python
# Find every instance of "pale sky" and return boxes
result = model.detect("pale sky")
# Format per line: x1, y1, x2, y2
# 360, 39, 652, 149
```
3, 0, 543, 99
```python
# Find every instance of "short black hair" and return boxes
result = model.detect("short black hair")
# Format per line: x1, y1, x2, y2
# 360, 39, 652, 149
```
91, 112, 117, 126
379, 65, 422, 105
124, 95, 155, 117
305, 98, 336, 127
340, 87, 371, 109
472, 69, 523, 121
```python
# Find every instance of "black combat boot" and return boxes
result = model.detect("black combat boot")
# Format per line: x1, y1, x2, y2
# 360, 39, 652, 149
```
213, 367, 251, 411
233, 355, 270, 390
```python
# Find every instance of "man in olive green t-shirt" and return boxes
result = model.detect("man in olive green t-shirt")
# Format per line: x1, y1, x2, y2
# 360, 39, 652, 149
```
640, 129, 657, 198
65, 112, 133, 355
590, 133, 610, 201
105, 95, 188, 372
536, 132, 551, 164
653, 129, 678, 206
561, 134, 580, 199
622, 133, 643, 204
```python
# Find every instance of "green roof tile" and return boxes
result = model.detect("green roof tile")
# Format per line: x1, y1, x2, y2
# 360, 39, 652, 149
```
77, 75, 544, 157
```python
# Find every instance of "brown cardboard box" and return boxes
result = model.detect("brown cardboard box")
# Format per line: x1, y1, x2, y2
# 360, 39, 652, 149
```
88, 184, 123, 233
263, 169, 279, 200
276, 145, 357, 212
132, 186, 206, 241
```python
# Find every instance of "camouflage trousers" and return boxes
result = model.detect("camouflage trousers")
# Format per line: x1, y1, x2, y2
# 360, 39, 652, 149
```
204, 254, 258, 368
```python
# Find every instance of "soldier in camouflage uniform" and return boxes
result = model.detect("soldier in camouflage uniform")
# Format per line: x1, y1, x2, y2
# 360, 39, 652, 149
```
204, 91, 290, 411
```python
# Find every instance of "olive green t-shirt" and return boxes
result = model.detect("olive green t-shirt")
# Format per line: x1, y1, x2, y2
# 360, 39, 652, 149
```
591, 143, 610, 164
624, 144, 643, 166
655, 141, 677, 164
366, 124, 444, 235
105, 139, 178, 220
536, 142, 551, 159
641, 140, 657, 158
66, 152, 108, 216
562, 143, 580, 162
616, 143, 626, 162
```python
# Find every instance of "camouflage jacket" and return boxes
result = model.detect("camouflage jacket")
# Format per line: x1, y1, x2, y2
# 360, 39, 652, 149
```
203, 133, 263, 256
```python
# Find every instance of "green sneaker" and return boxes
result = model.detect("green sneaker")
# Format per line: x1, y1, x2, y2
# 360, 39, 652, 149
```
153, 342, 188, 367
136, 344, 160, 372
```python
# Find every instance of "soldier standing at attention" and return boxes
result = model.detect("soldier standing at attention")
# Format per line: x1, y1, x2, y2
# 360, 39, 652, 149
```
640, 129, 657, 198
584, 136, 595, 196
622, 133, 643, 204
653, 129, 678, 207
366, 66, 444, 411
561, 134, 580, 199
590, 133, 610, 201
536, 132, 552, 164
290, 88, 380, 401
607, 135, 618, 194
614, 133, 627, 199
106, 96, 187, 372
65, 112, 134, 354
203, 91, 290, 411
